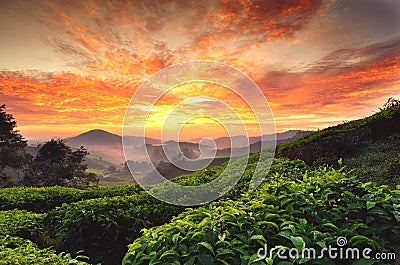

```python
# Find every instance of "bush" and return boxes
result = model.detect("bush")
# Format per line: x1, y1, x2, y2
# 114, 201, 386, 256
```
123, 163, 400, 265
0, 209, 46, 246
43, 154, 275, 265
276, 103, 400, 172
0, 185, 142, 213
44, 192, 184, 265
0, 186, 84, 213
0, 235, 88, 265
387, 154, 400, 184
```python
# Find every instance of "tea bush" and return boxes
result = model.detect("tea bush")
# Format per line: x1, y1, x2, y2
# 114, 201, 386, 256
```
276, 103, 400, 186
0, 235, 88, 265
0, 184, 142, 213
43, 153, 275, 264
0, 209, 45, 245
44, 192, 184, 265
123, 163, 400, 265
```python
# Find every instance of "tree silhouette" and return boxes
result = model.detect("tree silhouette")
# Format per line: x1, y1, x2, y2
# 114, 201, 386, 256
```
381, 97, 400, 110
24, 139, 98, 188
0, 104, 31, 187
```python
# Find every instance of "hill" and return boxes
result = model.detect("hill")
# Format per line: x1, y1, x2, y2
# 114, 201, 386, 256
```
67, 129, 122, 146
65, 129, 311, 168
276, 98, 400, 185
66, 130, 161, 164
143, 130, 312, 183
190, 130, 311, 149
2, 154, 399, 264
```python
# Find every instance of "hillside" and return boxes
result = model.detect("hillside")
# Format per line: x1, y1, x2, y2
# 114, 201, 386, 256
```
67, 129, 122, 146
276, 99, 400, 185
2, 154, 398, 264
190, 130, 311, 149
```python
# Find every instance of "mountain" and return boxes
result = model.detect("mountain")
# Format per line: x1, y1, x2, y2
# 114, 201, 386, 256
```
276, 99, 400, 186
215, 130, 312, 157
67, 129, 121, 146
66, 130, 160, 164
191, 130, 311, 149
65, 129, 311, 165
65, 129, 123, 164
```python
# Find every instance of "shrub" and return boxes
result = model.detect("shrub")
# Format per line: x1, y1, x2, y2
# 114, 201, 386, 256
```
276, 103, 400, 173
0, 235, 88, 265
44, 192, 184, 265
123, 164, 400, 265
43, 153, 275, 265
0, 186, 84, 213
0, 209, 46, 246
387, 154, 400, 184
0, 185, 142, 213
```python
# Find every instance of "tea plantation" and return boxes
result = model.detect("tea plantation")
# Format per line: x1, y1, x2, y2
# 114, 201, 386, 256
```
1, 155, 399, 264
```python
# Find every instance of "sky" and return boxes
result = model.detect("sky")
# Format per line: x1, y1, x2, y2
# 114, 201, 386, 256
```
0, 0, 399, 141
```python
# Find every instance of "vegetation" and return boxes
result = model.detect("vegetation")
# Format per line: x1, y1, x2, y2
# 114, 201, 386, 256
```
44, 193, 183, 264
0, 105, 31, 187
0, 210, 45, 244
145, 157, 229, 184
123, 162, 400, 265
23, 139, 98, 188
0, 185, 142, 213
1, 155, 398, 264
276, 98, 400, 186
0, 236, 88, 265
1, 105, 100, 188
344, 134, 400, 184
41, 156, 260, 264
0, 99, 399, 264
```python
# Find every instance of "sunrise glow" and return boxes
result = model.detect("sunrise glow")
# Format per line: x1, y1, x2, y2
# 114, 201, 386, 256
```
0, 0, 399, 140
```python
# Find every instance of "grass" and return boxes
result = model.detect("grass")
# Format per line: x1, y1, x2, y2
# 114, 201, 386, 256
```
276, 103, 400, 186
344, 132, 400, 185
98, 172, 137, 186
85, 168, 103, 176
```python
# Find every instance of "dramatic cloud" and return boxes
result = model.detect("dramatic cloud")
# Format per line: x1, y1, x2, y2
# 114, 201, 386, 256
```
0, 0, 399, 139
258, 37, 400, 130
0, 70, 132, 138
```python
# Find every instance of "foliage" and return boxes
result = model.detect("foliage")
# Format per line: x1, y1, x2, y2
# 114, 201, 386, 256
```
380, 97, 400, 110
0, 154, 306, 265
0, 210, 44, 244
1, 151, 399, 265
387, 153, 400, 183
123, 161, 400, 265
344, 133, 400, 186
44, 192, 184, 265
0, 104, 31, 187
145, 157, 229, 184
41, 153, 268, 264
0, 184, 143, 213
23, 139, 98, 188
0, 235, 88, 265
276, 99, 400, 185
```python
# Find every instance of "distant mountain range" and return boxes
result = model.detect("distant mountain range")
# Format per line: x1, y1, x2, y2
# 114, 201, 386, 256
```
64, 129, 313, 165
66, 130, 160, 163
67, 129, 160, 147
191, 130, 307, 149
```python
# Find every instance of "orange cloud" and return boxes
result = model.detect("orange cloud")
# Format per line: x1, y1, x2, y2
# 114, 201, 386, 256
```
36, 0, 326, 78
1, 0, 399, 140
258, 38, 400, 131
0, 71, 133, 138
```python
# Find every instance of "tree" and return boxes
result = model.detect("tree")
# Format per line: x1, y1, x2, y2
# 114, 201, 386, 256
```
23, 139, 98, 188
0, 104, 31, 187
380, 97, 400, 110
